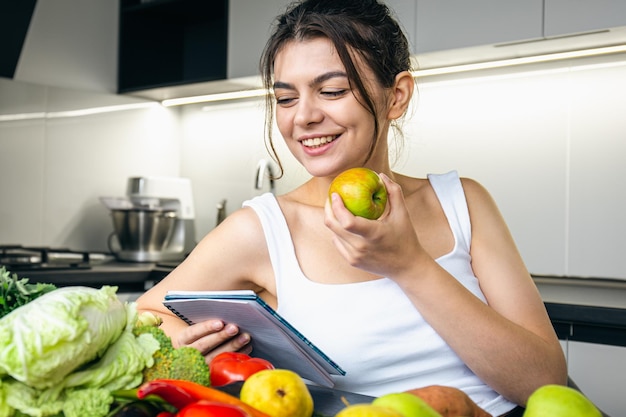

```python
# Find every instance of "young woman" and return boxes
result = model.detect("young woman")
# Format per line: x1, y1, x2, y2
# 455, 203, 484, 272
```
136, 1, 567, 415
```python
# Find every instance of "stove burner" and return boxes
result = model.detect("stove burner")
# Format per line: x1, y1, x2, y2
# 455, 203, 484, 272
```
0, 245, 112, 271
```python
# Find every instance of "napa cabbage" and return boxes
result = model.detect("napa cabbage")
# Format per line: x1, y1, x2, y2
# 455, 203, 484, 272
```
0, 285, 127, 389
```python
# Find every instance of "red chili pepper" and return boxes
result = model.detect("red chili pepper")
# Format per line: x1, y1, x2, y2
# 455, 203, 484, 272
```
176, 400, 250, 417
137, 379, 271, 417
209, 352, 274, 387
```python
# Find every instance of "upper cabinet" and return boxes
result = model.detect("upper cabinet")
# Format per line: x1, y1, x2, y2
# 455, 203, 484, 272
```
415, 0, 543, 53
118, 0, 228, 93
544, 0, 626, 37
386, 0, 626, 55
227, 0, 291, 79
118, 0, 626, 97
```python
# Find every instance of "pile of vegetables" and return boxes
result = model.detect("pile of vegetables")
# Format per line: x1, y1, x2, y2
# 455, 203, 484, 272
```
0, 268, 209, 417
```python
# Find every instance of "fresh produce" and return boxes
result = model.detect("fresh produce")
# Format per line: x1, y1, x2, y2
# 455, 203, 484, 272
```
137, 379, 271, 417
176, 400, 251, 417
328, 167, 388, 220
404, 385, 491, 417
0, 278, 178, 417
523, 384, 602, 417
0, 285, 128, 389
209, 352, 275, 387
239, 369, 314, 417
0, 266, 56, 319
335, 404, 404, 417
134, 324, 210, 386
372, 392, 442, 417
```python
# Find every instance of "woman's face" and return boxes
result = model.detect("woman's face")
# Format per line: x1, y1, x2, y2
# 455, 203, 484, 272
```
273, 37, 389, 179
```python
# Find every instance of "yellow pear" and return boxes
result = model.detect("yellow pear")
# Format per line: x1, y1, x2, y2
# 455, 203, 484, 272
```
240, 369, 314, 417
523, 384, 602, 417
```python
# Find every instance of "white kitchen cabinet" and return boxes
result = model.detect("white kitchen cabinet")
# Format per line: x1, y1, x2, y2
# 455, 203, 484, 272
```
227, 0, 292, 79
384, 0, 418, 54
544, 0, 626, 37
567, 341, 626, 417
413, 0, 543, 53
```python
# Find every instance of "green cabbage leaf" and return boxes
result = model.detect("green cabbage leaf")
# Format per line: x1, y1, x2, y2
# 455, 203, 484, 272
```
0, 286, 127, 389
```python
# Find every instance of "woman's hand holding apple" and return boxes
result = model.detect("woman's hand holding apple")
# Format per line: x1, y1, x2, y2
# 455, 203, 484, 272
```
325, 172, 426, 280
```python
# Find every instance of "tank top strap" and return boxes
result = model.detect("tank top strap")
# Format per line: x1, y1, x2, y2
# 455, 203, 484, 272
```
427, 171, 471, 254
242, 192, 301, 292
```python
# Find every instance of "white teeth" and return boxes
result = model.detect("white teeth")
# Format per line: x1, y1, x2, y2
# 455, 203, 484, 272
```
302, 136, 336, 148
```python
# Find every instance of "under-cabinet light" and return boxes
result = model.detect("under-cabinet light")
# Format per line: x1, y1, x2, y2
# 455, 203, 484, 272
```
0, 102, 160, 122
158, 43, 626, 106
411, 44, 626, 78
161, 88, 269, 107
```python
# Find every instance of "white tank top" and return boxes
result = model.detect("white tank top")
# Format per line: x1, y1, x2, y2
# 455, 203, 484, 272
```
243, 171, 516, 416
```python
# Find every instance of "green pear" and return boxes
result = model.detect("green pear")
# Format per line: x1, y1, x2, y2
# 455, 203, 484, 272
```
524, 384, 602, 417
372, 392, 442, 417
335, 404, 405, 417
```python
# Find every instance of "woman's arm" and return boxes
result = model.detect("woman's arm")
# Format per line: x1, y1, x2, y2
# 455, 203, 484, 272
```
326, 175, 567, 406
135, 206, 275, 360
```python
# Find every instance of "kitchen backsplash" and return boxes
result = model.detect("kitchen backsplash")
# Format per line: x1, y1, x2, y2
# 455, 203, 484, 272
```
1, 52, 625, 279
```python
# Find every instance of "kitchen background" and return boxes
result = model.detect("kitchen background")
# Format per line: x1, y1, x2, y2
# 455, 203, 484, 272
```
1, 0, 625, 414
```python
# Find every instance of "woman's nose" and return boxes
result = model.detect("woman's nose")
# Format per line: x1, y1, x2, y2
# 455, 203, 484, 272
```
293, 97, 323, 126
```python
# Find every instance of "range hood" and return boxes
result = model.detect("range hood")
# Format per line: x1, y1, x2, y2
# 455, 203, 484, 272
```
125, 25, 626, 106
1, 1, 38, 79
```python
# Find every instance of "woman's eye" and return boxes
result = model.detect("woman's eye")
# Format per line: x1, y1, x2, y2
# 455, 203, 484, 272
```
275, 96, 296, 106
321, 89, 347, 98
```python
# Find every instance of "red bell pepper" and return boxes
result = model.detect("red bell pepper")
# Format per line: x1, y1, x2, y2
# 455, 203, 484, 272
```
137, 379, 271, 417
209, 352, 274, 387
176, 401, 250, 417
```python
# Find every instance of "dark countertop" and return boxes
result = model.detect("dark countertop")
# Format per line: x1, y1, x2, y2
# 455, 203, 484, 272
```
16, 261, 175, 293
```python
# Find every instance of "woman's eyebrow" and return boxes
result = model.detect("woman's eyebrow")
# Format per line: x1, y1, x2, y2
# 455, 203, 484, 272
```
273, 71, 348, 90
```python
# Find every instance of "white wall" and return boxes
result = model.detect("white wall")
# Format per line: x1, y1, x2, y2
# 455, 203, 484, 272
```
1, 52, 625, 280
402, 53, 626, 278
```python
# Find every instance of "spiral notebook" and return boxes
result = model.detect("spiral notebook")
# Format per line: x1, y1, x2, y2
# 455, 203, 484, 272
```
163, 289, 345, 387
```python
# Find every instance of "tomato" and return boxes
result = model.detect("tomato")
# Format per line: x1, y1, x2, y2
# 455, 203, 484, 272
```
176, 401, 251, 417
209, 352, 274, 387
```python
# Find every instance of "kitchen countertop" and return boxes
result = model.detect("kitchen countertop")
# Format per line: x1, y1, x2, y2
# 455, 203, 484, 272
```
533, 275, 626, 309
16, 261, 176, 293
532, 275, 626, 347
17, 266, 626, 346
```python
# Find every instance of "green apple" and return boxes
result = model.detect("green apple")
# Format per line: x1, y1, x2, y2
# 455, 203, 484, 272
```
372, 392, 442, 417
329, 167, 388, 220
335, 404, 405, 417
524, 384, 602, 417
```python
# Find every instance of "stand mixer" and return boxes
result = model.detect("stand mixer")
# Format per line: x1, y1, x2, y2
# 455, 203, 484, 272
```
101, 176, 196, 262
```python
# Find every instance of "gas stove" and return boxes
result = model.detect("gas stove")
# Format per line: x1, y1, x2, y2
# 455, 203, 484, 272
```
0, 245, 173, 295
0, 245, 114, 272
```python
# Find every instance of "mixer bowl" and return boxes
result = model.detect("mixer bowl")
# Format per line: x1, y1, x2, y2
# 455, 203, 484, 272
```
110, 208, 177, 252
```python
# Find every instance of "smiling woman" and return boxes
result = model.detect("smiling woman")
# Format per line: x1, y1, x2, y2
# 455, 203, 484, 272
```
135, 1, 567, 415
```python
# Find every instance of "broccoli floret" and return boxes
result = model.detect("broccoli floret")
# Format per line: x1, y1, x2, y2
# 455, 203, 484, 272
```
143, 346, 210, 386
133, 320, 210, 386
133, 325, 173, 350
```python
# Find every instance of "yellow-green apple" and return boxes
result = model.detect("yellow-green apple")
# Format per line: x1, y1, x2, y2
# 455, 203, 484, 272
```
328, 167, 388, 220
523, 384, 602, 417
239, 369, 313, 417
372, 392, 442, 417
335, 404, 405, 417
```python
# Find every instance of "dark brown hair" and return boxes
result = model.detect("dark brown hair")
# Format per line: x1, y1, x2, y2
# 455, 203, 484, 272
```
259, 0, 413, 176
